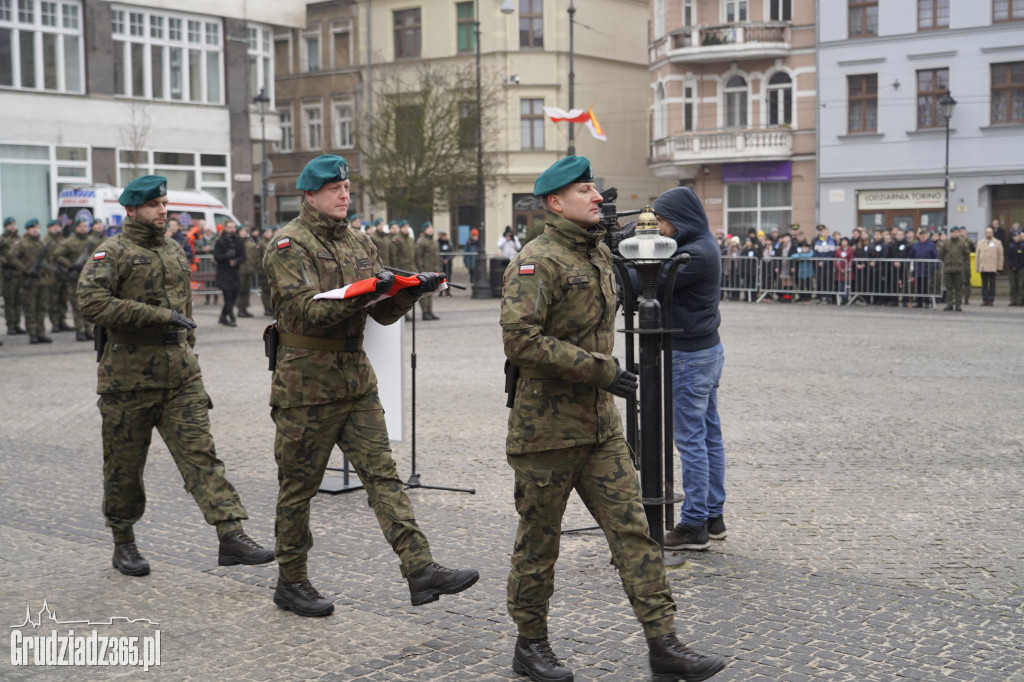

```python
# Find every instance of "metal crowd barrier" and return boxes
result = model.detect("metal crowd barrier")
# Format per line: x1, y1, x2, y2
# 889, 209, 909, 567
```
722, 255, 945, 307
189, 254, 260, 298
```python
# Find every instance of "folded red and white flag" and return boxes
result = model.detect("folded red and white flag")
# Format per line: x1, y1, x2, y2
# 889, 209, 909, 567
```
313, 273, 447, 303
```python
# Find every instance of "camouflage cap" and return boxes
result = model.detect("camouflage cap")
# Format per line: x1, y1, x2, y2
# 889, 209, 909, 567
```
533, 155, 594, 197
24, 218, 39, 228
296, 154, 349, 191
119, 175, 168, 207
3, 216, 14, 226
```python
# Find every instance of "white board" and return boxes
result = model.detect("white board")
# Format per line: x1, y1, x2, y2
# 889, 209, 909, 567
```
364, 316, 405, 441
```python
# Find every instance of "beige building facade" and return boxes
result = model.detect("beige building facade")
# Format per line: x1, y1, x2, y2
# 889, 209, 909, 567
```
649, 0, 816, 237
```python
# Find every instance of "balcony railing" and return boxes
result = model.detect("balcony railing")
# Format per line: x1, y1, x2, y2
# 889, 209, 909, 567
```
650, 127, 793, 165
651, 22, 791, 62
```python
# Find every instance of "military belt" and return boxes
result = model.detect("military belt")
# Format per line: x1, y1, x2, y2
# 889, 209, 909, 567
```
108, 330, 188, 345
278, 332, 362, 352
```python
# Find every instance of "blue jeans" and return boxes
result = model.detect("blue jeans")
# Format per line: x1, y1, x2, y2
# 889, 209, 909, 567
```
671, 343, 726, 527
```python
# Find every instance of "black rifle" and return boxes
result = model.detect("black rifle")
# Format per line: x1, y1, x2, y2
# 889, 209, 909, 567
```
66, 239, 99, 279
27, 242, 51, 279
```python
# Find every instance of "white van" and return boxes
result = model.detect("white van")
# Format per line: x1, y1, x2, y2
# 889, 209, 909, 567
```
57, 184, 240, 235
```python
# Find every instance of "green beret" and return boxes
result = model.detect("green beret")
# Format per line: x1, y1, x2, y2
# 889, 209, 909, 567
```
3, 216, 14, 226
119, 175, 168, 207
296, 155, 349, 191
46, 219, 59, 227
533, 155, 594, 197
399, 219, 409, 227
421, 221, 432, 230
374, 217, 384, 225
25, 218, 39, 228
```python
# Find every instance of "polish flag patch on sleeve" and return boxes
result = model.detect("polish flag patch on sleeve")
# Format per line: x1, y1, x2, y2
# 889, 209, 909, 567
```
92, 251, 106, 260
276, 237, 291, 249
519, 264, 536, 275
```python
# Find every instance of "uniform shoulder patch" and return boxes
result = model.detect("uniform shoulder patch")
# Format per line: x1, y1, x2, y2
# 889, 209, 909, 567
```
93, 251, 106, 260
519, 263, 536, 275
277, 237, 291, 250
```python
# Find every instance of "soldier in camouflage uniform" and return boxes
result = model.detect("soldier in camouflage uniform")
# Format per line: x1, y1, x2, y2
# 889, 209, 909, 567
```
500, 156, 727, 682
2, 216, 28, 335
262, 155, 478, 618
235, 226, 258, 317
59, 218, 101, 341
414, 221, 442, 321
78, 175, 274, 578
43, 220, 73, 332
390, 220, 417, 273
11, 219, 54, 343
938, 227, 971, 311
257, 226, 274, 316
369, 217, 391, 266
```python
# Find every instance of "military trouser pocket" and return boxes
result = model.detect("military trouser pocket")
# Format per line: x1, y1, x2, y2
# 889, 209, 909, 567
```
272, 407, 322, 483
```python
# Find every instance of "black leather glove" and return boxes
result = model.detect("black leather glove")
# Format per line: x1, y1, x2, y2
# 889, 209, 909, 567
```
410, 272, 443, 295
373, 271, 395, 295
168, 311, 197, 330
603, 359, 638, 398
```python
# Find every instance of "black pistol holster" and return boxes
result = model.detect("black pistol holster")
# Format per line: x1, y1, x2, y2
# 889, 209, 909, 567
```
263, 323, 279, 371
94, 325, 106, 362
504, 359, 520, 408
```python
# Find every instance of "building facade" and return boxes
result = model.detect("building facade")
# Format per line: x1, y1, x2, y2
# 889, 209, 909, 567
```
0, 0, 303, 228
817, 0, 1024, 236
648, 0, 817, 236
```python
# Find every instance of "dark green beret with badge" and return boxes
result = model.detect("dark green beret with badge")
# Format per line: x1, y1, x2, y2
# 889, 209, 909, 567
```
533, 155, 594, 197
119, 175, 168, 207
46, 219, 59, 227
296, 154, 349, 191
3, 216, 14, 227
25, 218, 39, 228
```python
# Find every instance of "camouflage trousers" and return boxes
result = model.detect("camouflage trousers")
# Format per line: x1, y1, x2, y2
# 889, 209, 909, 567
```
67, 279, 87, 332
22, 285, 49, 337
944, 270, 966, 305
259, 276, 272, 313
2, 272, 24, 329
507, 437, 677, 639
49, 277, 68, 326
272, 391, 432, 582
417, 293, 433, 316
236, 276, 253, 313
98, 378, 248, 544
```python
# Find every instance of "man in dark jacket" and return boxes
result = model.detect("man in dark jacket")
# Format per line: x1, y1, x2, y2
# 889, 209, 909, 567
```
908, 229, 939, 307
213, 220, 245, 326
654, 187, 727, 553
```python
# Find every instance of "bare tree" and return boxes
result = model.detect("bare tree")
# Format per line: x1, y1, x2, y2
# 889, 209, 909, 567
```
118, 101, 151, 181
355, 62, 502, 221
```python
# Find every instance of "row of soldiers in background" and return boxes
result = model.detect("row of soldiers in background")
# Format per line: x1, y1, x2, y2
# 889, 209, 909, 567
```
1, 216, 107, 343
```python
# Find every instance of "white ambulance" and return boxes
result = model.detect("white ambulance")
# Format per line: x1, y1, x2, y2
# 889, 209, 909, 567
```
57, 184, 240, 235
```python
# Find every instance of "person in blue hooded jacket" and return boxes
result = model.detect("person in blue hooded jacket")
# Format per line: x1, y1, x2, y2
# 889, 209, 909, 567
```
653, 187, 728, 552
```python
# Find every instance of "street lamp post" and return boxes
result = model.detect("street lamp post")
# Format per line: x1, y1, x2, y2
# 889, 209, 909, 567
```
940, 91, 957, 229
254, 88, 271, 229
567, 0, 576, 157
470, 0, 491, 298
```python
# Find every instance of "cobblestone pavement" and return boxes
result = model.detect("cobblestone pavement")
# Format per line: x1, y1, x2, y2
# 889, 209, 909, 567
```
1, 292, 1022, 680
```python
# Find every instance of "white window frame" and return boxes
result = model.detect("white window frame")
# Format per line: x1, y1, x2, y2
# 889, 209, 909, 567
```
766, 71, 793, 127
110, 5, 223, 104
725, 181, 791, 235
330, 19, 352, 69
116, 148, 231, 207
766, 0, 792, 21
654, 82, 667, 139
277, 105, 293, 153
724, 0, 748, 23
723, 74, 749, 129
519, 98, 545, 150
299, 26, 320, 73
0, 0, 84, 93
331, 98, 354, 149
0, 143, 91, 221
682, 0, 695, 27
683, 83, 696, 132
302, 101, 323, 151
247, 22, 274, 106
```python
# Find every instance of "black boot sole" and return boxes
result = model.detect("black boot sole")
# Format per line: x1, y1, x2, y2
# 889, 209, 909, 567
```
218, 551, 275, 566
512, 656, 575, 681
272, 593, 335, 617
651, 657, 727, 682
410, 571, 480, 606
112, 558, 150, 577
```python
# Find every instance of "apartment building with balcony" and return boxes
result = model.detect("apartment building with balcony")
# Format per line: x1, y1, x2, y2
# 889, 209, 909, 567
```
649, 0, 816, 236
818, 0, 1024, 236
0, 0, 303, 227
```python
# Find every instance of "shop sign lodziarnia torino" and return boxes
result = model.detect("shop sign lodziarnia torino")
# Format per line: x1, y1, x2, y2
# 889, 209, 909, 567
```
857, 188, 945, 210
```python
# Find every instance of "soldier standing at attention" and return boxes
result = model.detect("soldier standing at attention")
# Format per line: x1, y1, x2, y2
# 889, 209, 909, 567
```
262, 155, 478, 617
12, 219, 54, 344
60, 218, 101, 341
2, 216, 28, 336
44, 220, 73, 333
235, 225, 258, 318
78, 175, 274, 577
414, 221, 441, 321
500, 156, 727, 682
938, 227, 971, 311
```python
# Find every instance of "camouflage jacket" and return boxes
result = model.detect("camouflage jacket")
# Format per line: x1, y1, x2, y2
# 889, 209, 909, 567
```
415, 233, 441, 272
253, 238, 269, 275
59, 232, 99, 281
370, 231, 391, 266
938, 238, 971, 274
78, 217, 199, 394
1, 231, 19, 271
12, 233, 56, 286
390, 234, 416, 272
500, 214, 621, 454
262, 203, 419, 409
240, 238, 259, 276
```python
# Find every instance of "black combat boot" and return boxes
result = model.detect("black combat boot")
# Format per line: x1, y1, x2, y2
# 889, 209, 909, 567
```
37, 335, 53, 343
273, 578, 335, 617
407, 562, 479, 606
112, 542, 150, 577
512, 635, 574, 682
217, 530, 275, 566
647, 633, 727, 682
237, 310, 253, 318
75, 331, 88, 342
29, 335, 40, 344
84, 328, 95, 340
58, 322, 75, 332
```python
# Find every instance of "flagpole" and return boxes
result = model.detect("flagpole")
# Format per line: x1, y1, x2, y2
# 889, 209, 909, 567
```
567, 0, 576, 157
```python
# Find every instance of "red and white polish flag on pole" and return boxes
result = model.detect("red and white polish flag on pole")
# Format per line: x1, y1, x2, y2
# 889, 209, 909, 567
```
542, 106, 607, 142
